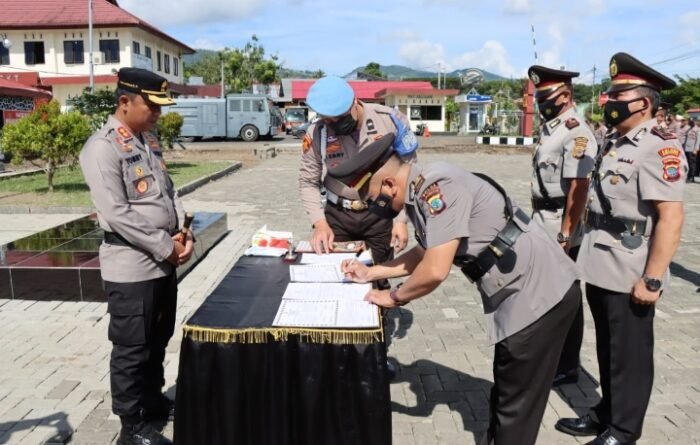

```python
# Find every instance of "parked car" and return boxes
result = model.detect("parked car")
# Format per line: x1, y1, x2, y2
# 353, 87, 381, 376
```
291, 117, 320, 138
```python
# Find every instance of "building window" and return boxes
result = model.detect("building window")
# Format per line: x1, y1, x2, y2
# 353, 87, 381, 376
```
164, 54, 170, 74
99, 39, 120, 63
63, 40, 84, 64
145, 46, 152, 59
24, 41, 45, 65
156, 50, 162, 71
0, 45, 9, 65
410, 105, 442, 121
133, 41, 141, 55
174, 57, 179, 76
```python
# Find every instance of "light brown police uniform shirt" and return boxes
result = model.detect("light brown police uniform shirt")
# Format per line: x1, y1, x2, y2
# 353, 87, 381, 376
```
577, 119, 687, 293
531, 107, 597, 246
683, 126, 699, 152
79, 116, 185, 282
405, 162, 579, 345
299, 102, 413, 224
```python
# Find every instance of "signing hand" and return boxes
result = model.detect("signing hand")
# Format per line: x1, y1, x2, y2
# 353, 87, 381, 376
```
391, 222, 409, 254
364, 289, 395, 308
631, 278, 661, 305
312, 219, 335, 254
341, 259, 372, 283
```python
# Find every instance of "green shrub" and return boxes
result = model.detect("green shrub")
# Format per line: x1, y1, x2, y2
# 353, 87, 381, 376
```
156, 112, 184, 149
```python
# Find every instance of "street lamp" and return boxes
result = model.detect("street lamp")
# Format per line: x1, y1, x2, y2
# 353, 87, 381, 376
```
0, 33, 11, 49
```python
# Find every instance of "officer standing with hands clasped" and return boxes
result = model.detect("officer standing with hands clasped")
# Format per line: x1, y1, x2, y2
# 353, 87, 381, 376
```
555, 53, 687, 445
80, 68, 193, 445
340, 144, 580, 445
528, 65, 597, 386
299, 76, 418, 274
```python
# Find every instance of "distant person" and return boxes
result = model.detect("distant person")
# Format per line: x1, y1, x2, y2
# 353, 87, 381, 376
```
80, 68, 193, 445
684, 119, 698, 183
594, 121, 607, 148
655, 109, 667, 128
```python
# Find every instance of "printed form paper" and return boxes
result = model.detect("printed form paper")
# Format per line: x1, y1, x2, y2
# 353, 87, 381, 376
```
289, 264, 346, 283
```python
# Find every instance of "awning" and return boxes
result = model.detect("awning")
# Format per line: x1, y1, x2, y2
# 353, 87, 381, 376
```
0, 77, 52, 100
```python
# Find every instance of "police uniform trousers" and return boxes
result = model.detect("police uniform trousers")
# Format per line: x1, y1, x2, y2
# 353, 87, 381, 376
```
557, 246, 584, 374
105, 271, 177, 417
486, 283, 580, 445
685, 151, 697, 182
586, 283, 655, 443
324, 204, 394, 289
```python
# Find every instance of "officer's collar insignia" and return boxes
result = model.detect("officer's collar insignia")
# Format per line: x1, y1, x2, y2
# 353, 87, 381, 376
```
610, 59, 618, 78
117, 127, 133, 142
529, 72, 540, 85
409, 182, 416, 201
632, 127, 648, 143
547, 118, 561, 130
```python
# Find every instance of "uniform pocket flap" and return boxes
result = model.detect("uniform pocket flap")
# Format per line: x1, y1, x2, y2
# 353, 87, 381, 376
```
108, 290, 144, 315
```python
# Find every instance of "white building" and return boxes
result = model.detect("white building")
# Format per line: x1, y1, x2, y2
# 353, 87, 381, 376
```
0, 0, 194, 108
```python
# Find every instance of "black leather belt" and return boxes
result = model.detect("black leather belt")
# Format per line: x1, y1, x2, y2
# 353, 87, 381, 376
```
585, 212, 647, 235
455, 208, 530, 282
532, 196, 566, 211
104, 231, 133, 247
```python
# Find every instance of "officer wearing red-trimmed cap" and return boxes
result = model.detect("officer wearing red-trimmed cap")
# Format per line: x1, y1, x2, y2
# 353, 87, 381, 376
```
528, 65, 597, 388
555, 53, 687, 445
80, 68, 191, 445
298, 76, 419, 281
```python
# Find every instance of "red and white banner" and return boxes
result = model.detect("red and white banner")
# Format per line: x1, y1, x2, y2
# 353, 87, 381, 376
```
2, 110, 32, 124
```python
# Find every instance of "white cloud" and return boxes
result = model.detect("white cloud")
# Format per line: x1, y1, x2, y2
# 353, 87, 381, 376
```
119, 0, 268, 26
679, 10, 700, 45
190, 38, 227, 51
398, 40, 447, 70
503, 0, 532, 15
450, 41, 517, 77
539, 23, 565, 69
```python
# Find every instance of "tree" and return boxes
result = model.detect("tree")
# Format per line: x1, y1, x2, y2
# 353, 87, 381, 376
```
156, 113, 184, 149
312, 69, 326, 79
362, 62, 386, 79
661, 76, 700, 114
69, 87, 116, 130
0, 101, 91, 192
184, 51, 223, 85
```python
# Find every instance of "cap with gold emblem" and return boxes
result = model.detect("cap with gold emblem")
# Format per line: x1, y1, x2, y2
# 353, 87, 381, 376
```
117, 67, 175, 106
528, 65, 579, 99
606, 52, 676, 93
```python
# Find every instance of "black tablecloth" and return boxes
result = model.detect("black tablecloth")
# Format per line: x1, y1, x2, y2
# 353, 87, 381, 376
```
174, 256, 391, 445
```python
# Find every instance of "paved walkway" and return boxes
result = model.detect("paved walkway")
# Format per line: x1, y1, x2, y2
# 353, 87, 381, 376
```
0, 150, 699, 444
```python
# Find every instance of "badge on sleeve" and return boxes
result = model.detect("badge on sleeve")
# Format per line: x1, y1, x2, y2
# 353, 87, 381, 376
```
572, 137, 588, 158
302, 135, 312, 154
662, 158, 682, 182
420, 182, 446, 215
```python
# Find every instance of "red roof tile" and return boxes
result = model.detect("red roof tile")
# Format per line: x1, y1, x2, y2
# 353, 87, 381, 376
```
0, 77, 52, 99
40, 75, 117, 86
291, 80, 434, 101
0, 0, 194, 53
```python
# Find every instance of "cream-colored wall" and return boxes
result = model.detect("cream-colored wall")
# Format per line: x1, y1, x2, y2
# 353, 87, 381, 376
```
54, 83, 116, 112
385, 94, 448, 133
0, 27, 185, 84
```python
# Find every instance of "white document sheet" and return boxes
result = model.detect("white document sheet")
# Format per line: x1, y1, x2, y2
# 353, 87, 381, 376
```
272, 299, 379, 328
281, 283, 371, 301
299, 250, 373, 265
289, 264, 346, 283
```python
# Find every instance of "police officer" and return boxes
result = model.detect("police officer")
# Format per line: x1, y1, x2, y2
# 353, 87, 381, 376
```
299, 76, 418, 274
340, 149, 580, 445
683, 119, 698, 183
80, 68, 193, 445
555, 53, 686, 445
528, 65, 597, 386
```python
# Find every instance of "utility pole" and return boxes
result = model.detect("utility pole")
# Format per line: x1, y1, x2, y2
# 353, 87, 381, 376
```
531, 24, 538, 63
592, 65, 597, 113
88, 0, 94, 93
437, 63, 441, 90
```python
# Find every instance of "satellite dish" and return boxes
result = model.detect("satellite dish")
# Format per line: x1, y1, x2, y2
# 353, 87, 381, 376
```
462, 69, 484, 87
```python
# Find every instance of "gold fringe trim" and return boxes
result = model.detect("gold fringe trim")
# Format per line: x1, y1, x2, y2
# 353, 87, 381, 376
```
183, 325, 384, 345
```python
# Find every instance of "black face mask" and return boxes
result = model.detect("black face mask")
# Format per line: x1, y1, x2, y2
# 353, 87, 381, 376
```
367, 193, 399, 219
604, 98, 647, 127
329, 112, 358, 135
537, 94, 564, 121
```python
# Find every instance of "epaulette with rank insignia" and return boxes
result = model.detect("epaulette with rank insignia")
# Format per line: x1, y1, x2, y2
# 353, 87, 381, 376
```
565, 118, 580, 129
651, 126, 677, 140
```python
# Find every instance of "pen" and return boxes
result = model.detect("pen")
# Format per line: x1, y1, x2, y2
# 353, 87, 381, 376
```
348, 248, 364, 267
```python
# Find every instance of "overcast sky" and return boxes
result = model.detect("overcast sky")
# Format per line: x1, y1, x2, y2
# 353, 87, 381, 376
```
120, 0, 700, 82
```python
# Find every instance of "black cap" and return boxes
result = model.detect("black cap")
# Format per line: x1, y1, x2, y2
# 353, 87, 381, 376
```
326, 133, 395, 194
117, 68, 175, 106
607, 52, 676, 93
528, 65, 579, 99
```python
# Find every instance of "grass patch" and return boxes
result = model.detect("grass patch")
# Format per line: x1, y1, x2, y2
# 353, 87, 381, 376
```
0, 161, 232, 207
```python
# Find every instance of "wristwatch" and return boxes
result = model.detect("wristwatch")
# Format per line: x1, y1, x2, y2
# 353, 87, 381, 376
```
642, 275, 662, 292
556, 232, 570, 243
389, 288, 407, 306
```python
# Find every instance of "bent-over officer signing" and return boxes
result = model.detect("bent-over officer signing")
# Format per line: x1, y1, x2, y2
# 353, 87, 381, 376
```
79, 68, 193, 445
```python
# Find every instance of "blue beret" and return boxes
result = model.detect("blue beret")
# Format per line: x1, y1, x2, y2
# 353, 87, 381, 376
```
306, 76, 354, 117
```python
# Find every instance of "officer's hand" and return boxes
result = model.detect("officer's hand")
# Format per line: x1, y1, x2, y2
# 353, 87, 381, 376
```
341, 259, 372, 283
391, 222, 409, 254
312, 219, 335, 254
364, 289, 394, 308
177, 235, 195, 265
631, 278, 661, 305
167, 240, 186, 266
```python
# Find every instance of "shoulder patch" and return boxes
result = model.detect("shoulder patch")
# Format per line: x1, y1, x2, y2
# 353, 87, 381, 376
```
420, 182, 447, 215
658, 147, 682, 158
302, 134, 312, 154
565, 118, 580, 129
662, 158, 682, 182
651, 126, 677, 140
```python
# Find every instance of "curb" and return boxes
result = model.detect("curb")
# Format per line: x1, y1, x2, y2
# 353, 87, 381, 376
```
0, 161, 242, 214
